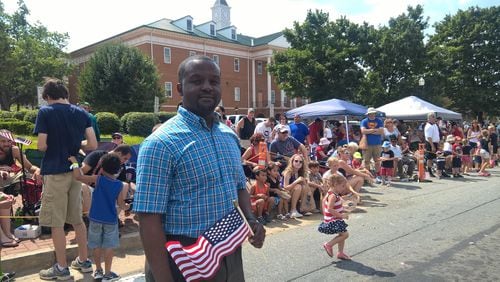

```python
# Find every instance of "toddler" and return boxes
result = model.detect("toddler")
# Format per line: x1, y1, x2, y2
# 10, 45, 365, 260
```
318, 174, 351, 260
266, 163, 290, 220
379, 141, 395, 186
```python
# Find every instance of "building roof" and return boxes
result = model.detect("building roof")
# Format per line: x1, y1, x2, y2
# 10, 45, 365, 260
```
214, 0, 229, 6
70, 17, 284, 55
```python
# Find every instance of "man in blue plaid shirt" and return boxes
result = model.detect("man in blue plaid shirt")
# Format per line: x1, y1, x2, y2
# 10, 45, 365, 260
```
134, 55, 265, 281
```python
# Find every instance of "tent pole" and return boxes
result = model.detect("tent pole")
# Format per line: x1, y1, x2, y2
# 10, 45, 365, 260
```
345, 115, 350, 143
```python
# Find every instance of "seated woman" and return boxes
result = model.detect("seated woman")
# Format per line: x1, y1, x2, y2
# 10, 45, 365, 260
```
323, 155, 372, 194
322, 157, 361, 205
282, 154, 309, 218
0, 192, 19, 248
241, 133, 270, 178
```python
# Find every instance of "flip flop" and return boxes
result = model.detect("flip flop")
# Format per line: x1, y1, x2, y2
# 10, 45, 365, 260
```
6, 235, 20, 243
1, 240, 19, 248
337, 252, 352, 260
323, 243, 333, 257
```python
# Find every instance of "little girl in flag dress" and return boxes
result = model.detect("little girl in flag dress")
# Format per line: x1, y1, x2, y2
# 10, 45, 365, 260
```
318, 174, 351, 260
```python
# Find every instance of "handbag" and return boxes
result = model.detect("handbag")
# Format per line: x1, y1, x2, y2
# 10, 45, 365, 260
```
359, 135, 368, 150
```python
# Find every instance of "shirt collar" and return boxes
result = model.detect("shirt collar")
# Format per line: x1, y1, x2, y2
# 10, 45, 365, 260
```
178, 106, 220, 131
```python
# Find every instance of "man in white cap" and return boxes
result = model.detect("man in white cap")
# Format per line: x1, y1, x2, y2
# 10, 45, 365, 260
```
360, 107, 384, 181
269, 125, 308, 163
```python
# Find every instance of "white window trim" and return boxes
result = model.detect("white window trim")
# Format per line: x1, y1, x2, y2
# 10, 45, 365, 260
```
210, 24, 216, 36
163, 47, 171, 64
271, 90, 276, 104
257, 61, 263, 75
234, 87, 241, 101
165, 82, 172, 98
234, 58, 240, 72
187, 19, 193, 32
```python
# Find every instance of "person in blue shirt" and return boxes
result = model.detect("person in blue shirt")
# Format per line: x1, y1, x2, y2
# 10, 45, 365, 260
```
69, 154, 129, 281
35, 78, 97, 280
360, 107, 384, 178
133, 55, 265, 281
289, 114, 309, 145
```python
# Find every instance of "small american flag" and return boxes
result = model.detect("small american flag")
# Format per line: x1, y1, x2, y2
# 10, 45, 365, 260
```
165, 208, 251, 282
14, 136, 32, 145
0, 130, 15, 142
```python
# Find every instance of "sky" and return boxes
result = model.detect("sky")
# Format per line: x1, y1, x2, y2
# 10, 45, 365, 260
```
2, 0, 497, 52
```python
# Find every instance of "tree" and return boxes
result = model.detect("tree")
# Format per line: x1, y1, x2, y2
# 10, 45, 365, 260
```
268, 10, 368, 102
360, 5, 428, 106
78, 43, 162, 116
0, 0, 71, 110
427, 6, 500, 119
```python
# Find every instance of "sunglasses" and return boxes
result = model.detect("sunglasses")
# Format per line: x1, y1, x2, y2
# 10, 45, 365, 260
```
293, 159, 303, 164
112, 136, 122, 139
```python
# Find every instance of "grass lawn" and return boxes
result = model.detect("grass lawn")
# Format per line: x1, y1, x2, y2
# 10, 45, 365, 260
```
16, 134, 145, 150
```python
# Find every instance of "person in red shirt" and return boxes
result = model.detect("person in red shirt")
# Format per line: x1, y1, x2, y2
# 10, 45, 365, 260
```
308, 118, 324, 145
451, 137, 464, 177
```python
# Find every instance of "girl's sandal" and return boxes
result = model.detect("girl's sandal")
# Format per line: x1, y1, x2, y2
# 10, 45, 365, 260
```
337, 252, 351, 260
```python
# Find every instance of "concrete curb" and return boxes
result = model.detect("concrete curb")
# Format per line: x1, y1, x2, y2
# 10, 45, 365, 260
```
2, 231, 143, 274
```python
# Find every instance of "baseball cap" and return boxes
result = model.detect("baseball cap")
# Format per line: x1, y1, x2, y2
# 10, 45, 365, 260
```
382, 141, 391, 148
112, 132, 123, 138
353, 152, 362, 159
278, 125, 289, 133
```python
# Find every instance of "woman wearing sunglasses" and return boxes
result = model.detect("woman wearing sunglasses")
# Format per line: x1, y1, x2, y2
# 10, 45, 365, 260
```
282, 154, 310, 218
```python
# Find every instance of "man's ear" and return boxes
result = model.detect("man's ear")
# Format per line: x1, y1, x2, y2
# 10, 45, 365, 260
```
177, 83, 183, 96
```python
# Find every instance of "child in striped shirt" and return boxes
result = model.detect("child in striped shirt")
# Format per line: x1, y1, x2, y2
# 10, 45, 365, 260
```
318, 174, 351, 260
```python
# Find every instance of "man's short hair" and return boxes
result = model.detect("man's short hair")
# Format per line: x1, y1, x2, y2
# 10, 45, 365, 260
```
100, 153, 122, 175
427, 112, 435, 119
113, 144, 131, 156
178, 55, 219, 84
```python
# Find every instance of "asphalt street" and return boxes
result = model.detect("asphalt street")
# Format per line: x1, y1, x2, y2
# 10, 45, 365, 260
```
243, 170, 500, 282
16, 168, 500, 281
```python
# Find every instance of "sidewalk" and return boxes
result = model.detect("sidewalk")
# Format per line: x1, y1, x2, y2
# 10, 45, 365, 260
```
1, 211, 141, 277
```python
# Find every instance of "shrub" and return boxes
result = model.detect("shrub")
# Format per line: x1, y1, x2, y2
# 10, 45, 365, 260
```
0, 121, 35, 135
1, 118, 19, 123
156, 111, 177, 123
95, 112, 121, 134
13, 110, 28, 121
0, 111, 15, 119
126, 113, 159, 137
23, 110, 39, 124
120, 112, 140, 133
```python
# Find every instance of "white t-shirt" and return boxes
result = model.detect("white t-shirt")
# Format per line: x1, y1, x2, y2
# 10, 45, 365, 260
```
424, 122, 440, 143
324, 127, 333, 139
443, 142, 453, 152
390, 144, 402, 159
254, 122, 273, 143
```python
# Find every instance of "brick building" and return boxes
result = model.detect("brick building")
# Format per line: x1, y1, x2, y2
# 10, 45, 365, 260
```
69, 0, 307, 118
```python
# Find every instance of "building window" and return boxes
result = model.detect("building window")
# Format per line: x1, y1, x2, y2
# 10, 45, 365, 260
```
210, 24, 216, 36
187, 19, 193, 31
271, 90, 276, 105
213, 55, 219, 65
231, 28, 236, 40
189, 51, 196, 57
234, 58, 240, 72
257, 61, 263, 75
163, 47, 171, 64
234, 87, 240, 101
165, 82, 172, 98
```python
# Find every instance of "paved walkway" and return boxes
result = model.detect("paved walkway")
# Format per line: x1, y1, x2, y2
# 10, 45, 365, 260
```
1, 203, 139, 259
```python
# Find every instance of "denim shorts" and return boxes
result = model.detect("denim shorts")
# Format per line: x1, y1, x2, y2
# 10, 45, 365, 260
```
88, 221, 119, 249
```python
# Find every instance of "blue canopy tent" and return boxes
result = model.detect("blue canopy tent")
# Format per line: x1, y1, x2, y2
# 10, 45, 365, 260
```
285, 98, 384, 143
285, 98, 372, 119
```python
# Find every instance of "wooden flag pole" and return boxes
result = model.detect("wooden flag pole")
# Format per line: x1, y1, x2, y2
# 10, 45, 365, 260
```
232, 200, 255, 237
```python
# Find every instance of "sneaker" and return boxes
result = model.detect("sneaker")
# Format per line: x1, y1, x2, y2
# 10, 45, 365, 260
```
263, 213, 272, 223
323, 243, 333, 257
1, 272, 16, 282
375, 176, 382, 184
311, 208, 321, 213
290, 211, 303, 218
276, 214, 285, 220
39, 264, 71, 281
304, 212, 313, 216
385, 181, 391, 187
93, 269, 104, 280
285, 213, 291, 219
257, 216, 267, 225
441, 172, 451, 178
455, 174, 464, 178
102, 271, 120, 282
70, 258, 93, 273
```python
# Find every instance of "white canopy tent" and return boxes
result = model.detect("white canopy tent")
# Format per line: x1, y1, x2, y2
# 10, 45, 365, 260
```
376, 96, 462, 121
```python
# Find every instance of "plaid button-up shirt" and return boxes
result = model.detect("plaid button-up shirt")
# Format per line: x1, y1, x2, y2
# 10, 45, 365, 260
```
133, 107, 247, 238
